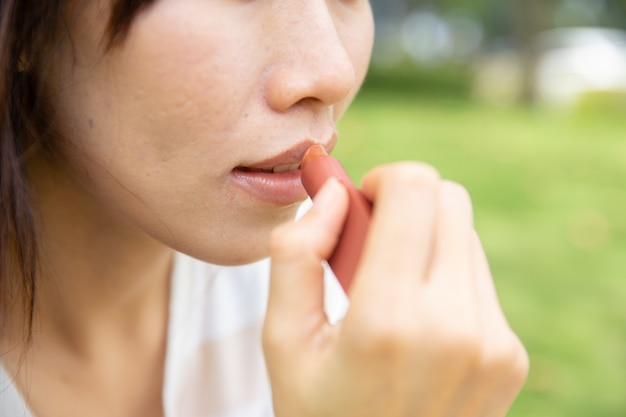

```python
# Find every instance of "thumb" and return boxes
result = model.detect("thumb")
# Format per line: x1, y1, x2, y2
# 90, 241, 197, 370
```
265, 178, 349, 350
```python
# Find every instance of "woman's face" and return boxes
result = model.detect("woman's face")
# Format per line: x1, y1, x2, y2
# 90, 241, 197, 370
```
44, 0, 374, 264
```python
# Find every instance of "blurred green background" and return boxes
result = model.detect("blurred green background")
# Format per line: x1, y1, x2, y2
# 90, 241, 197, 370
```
336, 1, 626, 416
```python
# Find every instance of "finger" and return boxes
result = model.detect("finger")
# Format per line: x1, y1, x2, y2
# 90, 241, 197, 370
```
472, 230, 528, 383
478, 344, 529, 417
447, 341, 528, 417
354, 163, 440, 296
471, 231, 510, 332
454, 233, 528, 417
415, 183, 478, 417
428, 181, 475, 293
264, 178, 349, 353
420, 182, 478, 358
428, 181, 480, 339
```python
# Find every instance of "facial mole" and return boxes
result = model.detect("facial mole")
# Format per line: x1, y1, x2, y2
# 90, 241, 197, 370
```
88, 119, 94, 128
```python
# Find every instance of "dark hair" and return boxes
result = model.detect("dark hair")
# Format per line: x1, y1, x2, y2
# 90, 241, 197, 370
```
0, 0, 155, 341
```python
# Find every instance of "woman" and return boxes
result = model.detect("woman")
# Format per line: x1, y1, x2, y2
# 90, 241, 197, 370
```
0, 1, 529, 416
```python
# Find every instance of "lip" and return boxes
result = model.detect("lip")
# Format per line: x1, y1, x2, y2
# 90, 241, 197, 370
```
229, 139, 334, 206
241, 140, 329, 170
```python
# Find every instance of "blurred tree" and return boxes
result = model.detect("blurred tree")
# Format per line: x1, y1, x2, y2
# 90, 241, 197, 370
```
368, 0, 626, 104
605, 0, 626, 25
515, 0, 558, 104
371, 0, 626, 38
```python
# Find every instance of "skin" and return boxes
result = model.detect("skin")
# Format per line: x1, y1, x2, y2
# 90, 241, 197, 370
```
4, 0, 373, 416
266, 172, 529, 417
1, 0, 528, 416
40, 0, 373, 265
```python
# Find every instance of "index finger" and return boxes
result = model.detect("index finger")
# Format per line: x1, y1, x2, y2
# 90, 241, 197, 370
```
350, 163, 440, 300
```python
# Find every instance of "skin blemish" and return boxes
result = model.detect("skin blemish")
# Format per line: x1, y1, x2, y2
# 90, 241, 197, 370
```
88, 118, 94, 128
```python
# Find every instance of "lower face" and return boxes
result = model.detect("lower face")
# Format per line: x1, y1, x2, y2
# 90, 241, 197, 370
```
40, 0, 374, 265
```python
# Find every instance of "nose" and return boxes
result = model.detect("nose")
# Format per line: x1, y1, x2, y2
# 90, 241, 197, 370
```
263, 2, 357, 113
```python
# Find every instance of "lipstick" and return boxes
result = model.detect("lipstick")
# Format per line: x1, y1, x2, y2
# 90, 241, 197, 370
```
301, 144, 372, 293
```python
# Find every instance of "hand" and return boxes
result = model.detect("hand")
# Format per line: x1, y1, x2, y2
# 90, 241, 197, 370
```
264, 163, 528, 417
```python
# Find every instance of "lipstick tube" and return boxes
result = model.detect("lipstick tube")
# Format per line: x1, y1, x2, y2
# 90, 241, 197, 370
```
300, 144, 372, 293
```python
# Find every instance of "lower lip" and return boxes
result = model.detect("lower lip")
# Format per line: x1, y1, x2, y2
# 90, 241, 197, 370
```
229, 169, 308, 206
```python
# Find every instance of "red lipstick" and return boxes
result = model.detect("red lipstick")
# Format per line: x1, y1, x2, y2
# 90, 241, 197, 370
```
301, 144, 372, 293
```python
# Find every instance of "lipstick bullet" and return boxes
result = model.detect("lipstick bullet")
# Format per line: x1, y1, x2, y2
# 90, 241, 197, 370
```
301, 144, 372, 293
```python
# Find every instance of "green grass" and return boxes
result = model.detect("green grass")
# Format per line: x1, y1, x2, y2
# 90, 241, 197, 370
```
336, 91, 626, 417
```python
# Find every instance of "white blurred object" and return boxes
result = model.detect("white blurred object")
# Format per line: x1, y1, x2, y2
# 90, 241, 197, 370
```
535, 28, 626, 106
398, 10, 483, 66
402, 11, 453, 64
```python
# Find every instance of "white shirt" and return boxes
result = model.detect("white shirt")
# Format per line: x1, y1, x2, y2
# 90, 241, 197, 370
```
0, 253, 348, 417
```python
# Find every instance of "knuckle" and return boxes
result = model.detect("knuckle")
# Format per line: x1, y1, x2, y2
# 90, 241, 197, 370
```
483, 349, 517, 377
432, 325, 484, 368
261, 320, 288, 357
484, 334, 530, 382
440, 324, 481, 352
349, 314, 418, 359
261, 322, 279, 353
508, 354, 530, 389
397, 162, 441, 186
385, 162, 441, 189
269, 222, 291, 249
508, 339, 531, 383
269, 223, 306, 259
456, 339, 483, 369
269, 217, 300, 240
439, 180, 474, 223
269, 211, 337, 263
440, 180, 473, 211
441, 180, 471, 204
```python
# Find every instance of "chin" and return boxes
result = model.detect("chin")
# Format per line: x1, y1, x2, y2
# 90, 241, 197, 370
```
167, 226, 273, 267
204, 246, 269, 266
164, 201, 305, 266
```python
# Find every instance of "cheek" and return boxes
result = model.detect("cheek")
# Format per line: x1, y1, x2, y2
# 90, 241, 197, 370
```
45, 2, 278, 264
42, 0, 372, 265
109, 3, 262, 159
53, 1, 265, 190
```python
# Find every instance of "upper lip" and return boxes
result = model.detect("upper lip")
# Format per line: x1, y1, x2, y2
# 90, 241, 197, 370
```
237, 136, 336, 172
